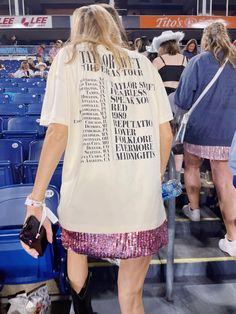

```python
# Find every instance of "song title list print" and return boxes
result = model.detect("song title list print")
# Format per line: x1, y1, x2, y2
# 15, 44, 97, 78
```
79, 51, 157, 162
110, 81, 156, 161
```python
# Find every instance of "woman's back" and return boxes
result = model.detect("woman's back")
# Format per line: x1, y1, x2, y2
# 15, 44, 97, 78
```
153, 53, 187, 94
41, 44, 172, 233
175, 51, 236, 146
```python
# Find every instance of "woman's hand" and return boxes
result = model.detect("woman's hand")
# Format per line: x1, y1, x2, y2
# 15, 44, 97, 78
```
20, 205, 53, 259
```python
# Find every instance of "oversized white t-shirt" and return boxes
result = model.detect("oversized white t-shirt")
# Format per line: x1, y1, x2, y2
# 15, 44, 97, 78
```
40, 44, 173, 234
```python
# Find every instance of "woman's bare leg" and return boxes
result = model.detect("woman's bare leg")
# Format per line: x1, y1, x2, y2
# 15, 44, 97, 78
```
118, 255, 152, 314
210, 160, 236, 240
184, 150, 203, 209
67, 250, 88, 293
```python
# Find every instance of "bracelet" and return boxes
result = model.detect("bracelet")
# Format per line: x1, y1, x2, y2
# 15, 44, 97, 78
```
25, 196, 45, 208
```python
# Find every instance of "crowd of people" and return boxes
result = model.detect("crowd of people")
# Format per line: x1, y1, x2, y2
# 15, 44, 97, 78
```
0, 4, 235, 314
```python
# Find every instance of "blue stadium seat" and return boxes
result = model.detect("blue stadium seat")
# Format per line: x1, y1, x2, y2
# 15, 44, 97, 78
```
4, 87, 28, 94
0, 94, 10, 103
0, 117, 3, 134
0, 103, 26, 116
28, 139, 44, 160
2, 117, 45, 158
0, 83, 18, 89
0, 139, 23, 185
0, 161, 13, 186
17, 82, 36, 88
0, 78, 11, 83
27, 87, 46, 95
23, 140, 63, 189
0, 184, 66, 288
33, 81, 46, 88
26, 103, 42, 115
11, 93, 40, 104
25, 78, 45, 83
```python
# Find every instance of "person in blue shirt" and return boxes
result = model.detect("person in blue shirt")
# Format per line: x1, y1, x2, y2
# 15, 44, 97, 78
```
182, 39, 198, 60
175, 22, 236, 256
229, 132, 236, 188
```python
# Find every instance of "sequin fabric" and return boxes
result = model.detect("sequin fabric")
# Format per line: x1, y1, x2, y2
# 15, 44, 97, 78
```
184, 143, 230, 160
61, 221, 167, 259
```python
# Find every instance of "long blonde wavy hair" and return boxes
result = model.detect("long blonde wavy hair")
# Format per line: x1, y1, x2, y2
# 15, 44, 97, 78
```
67, 5, 129, 69
201, 21, 236, 67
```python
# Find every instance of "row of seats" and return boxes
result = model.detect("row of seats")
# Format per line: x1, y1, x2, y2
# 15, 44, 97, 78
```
0, 93, 43, 104
0, 184, 67, 292
0, 77, 45, 83
0, 87, 45, 94
0, 81, 46, 88
0, 139, 63, 188
0, 103, 43, 119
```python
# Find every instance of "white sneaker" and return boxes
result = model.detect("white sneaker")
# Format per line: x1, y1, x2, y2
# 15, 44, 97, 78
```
219, 235, 236, 256
182, 204, 200, 222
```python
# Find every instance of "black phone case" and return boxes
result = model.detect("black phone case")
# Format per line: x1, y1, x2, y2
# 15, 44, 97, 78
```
19, 215, 48, 256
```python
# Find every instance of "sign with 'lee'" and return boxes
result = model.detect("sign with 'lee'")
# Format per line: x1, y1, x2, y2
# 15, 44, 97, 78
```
0, 16, 52, 28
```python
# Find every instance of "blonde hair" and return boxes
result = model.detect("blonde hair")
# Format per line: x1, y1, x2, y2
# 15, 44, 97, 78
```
20, 61, 29, 70
68, 5, 129, 69
201, 21, 236, 67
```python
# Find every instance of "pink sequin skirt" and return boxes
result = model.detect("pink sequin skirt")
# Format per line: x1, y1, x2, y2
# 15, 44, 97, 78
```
61, 221, 167, 259
184, 143, 230, 160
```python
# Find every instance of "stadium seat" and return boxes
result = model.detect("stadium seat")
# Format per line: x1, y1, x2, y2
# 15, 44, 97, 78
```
4, 87, 28, 94
4, 116, 44, 135
28, 139, 44, 160
11, 93, 40, 104
2, 117, 45, 158
23, 140, 64, 189
0, 139, 23, 185
27, 87, 46, 95
17, 82, 37, 88
26, 103, 42, 115
0, 103, 26, 116
0, 117, 3, 134
0, 184, 66, 289
0, 83, 18, 89
0, 94, 10, 103
33, 81, 46, 88
0, 161, 13, 186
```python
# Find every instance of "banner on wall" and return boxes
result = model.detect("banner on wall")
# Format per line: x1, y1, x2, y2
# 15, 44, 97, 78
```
0, 16, 52, 28
140, 15, 236, 29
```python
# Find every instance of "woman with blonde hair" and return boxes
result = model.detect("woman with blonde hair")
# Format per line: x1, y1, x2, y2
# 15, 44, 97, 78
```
21, 4, 173, 314
10, 60, 34, 78
175, 22, 236, 255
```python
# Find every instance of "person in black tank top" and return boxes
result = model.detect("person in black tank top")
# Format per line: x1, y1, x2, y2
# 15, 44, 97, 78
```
152, 31, 187, 180
152, 30, 187, 95
158, 55, 186, 95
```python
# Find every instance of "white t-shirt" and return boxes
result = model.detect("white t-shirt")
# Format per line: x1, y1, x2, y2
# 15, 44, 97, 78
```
40, 44, 173, 234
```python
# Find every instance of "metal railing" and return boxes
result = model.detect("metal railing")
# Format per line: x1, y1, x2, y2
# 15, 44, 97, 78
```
166, 152, 177, 301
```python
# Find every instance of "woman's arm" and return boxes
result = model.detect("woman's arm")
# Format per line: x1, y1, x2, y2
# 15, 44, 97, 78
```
21, 123, 68, 258
31, 123, 68, 200
159, 121, 173, 178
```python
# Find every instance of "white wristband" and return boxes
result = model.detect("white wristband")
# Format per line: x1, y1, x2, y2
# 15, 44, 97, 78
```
25, 196, 45, 208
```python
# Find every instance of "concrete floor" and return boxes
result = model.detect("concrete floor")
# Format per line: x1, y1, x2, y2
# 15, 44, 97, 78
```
49, 281, 236, 314
3, 280, 234, 314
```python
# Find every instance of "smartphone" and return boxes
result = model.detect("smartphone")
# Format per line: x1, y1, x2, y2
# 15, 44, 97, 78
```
19, 215, 48, 256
